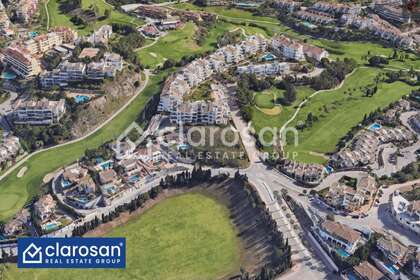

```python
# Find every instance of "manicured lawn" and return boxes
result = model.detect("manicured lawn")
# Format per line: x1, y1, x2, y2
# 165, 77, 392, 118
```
251, 86, 315, 149
0, 72, 166, 222
254, 88, 285, 109
137, 22, 201, 67
46, 0, 143, 35
137, 20, 269, 68
283, 67, 417, 163
5, 193, 242, 280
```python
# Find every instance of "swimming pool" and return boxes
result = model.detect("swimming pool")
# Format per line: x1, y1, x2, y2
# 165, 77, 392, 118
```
261, 53, 276, 61
129, 175, 140, 183
1, 70, 17, 80
385, 263, 399, 274
369, 123, 382, 131
42, 222, 60, 232
324, 165, 334, 174
336, 248, 351, 258
74, 95, 90, 104
61, 179, 73, 189
100, 161, 113, 170
28, 31, 38, 38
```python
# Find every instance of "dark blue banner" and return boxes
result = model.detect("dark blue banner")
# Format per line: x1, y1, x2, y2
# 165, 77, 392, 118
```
17, 237, 126, 269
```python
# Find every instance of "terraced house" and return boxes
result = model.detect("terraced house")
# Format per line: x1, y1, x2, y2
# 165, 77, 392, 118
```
7, 98, 66, 125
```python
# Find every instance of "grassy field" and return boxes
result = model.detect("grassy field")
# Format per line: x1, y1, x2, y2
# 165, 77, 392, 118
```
283, 67, 417, 163
46, 0, 143, 35
254, 88, 285, 109
0, 72, 166, 222
4, 193, 242, 280
251, 86, 315, 150
137, 20, 269, 68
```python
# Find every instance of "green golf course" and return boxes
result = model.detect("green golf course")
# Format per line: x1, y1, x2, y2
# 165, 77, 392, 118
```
4, 193, 242, 280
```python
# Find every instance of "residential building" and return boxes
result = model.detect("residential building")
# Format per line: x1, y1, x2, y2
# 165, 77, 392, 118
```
141, 24, 160, 37
134, 5, 169, 19
99, 169, 118, 185
8, 98, 66, 125
12, 0, 39, 24
408, 112, 420, 134
391, 191, 420, 235
49, 26, 78, 43
272, 35, 329, 61
104, 52, 123, 72
317, 220, 362, 254
331, 126, 414, 169
344, 261, 386, 280
273, 0, 302, 13
413, 252, 420, 277
2, 46, 41, 78
3, 208, 30, 237
278, 159, 325, 185
340, 13, 414, 49
137, 145, 163, 163
33, 194, 57, 224
157, 17, 182, 31
40, 61, 86, 88
84, 25, 113, 45
158, 36, 266, 126
294, 10, 336, 25
237, 62, 290, 76
373, 0, 411, 25
0, 135, 21, 168
25, 32, 63, 55
376, 234, 408, 266
326, 175, 377, 212
79, 48, 100, 59
61, 166, 89, 189
311, 1, 361, 16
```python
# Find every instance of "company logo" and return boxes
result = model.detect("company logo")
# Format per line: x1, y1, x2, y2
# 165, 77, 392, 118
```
18, 237, 126, 269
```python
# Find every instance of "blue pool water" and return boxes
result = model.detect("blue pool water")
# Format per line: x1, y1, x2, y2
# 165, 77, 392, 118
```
28, 31, 38, 38
261, 53, 276, 61
95, 157, 104, 164
385, 263, 398, 274
336, 248, 351, 258
324, 165, 334, 174
369, 123, 382, 131
346, 272, 358, 280
43, 222, 59, 232
74, 95, 90, 104
100, 161, 113, 170
178, 144, 190, 150
0, 234, 5, 240
129, 175, 140, 183
1, 70, 17, 80
303, 21, 317, 29
61, 179, 72, 189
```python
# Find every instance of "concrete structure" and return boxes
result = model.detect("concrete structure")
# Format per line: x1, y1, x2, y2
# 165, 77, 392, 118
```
391, 191, 420, 235
237, 61, 290, 76
316, 220, 362, 254
271, 35, 329, 61
8, 98, 66, 125
2, 47, 41, 78
325, 175, 377, 212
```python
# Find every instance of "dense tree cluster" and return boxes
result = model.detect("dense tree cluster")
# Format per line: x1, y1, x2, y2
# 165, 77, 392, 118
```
312, 58, 357, 90
234, 171, 292, 279
368, 55, 389, 67
111, 32, 145, 66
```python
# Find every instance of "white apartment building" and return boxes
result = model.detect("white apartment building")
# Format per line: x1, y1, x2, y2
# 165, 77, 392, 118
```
2, 47, 41, 78
237, 62, 290, 76
40, 61, 86, 88
9, 98, 66, 125
391, 192, 420, 235
271, 35, 329, 61
169, 101, 229, 125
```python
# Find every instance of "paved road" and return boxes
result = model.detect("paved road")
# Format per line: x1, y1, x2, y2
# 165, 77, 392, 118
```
0, 71, 150, 183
